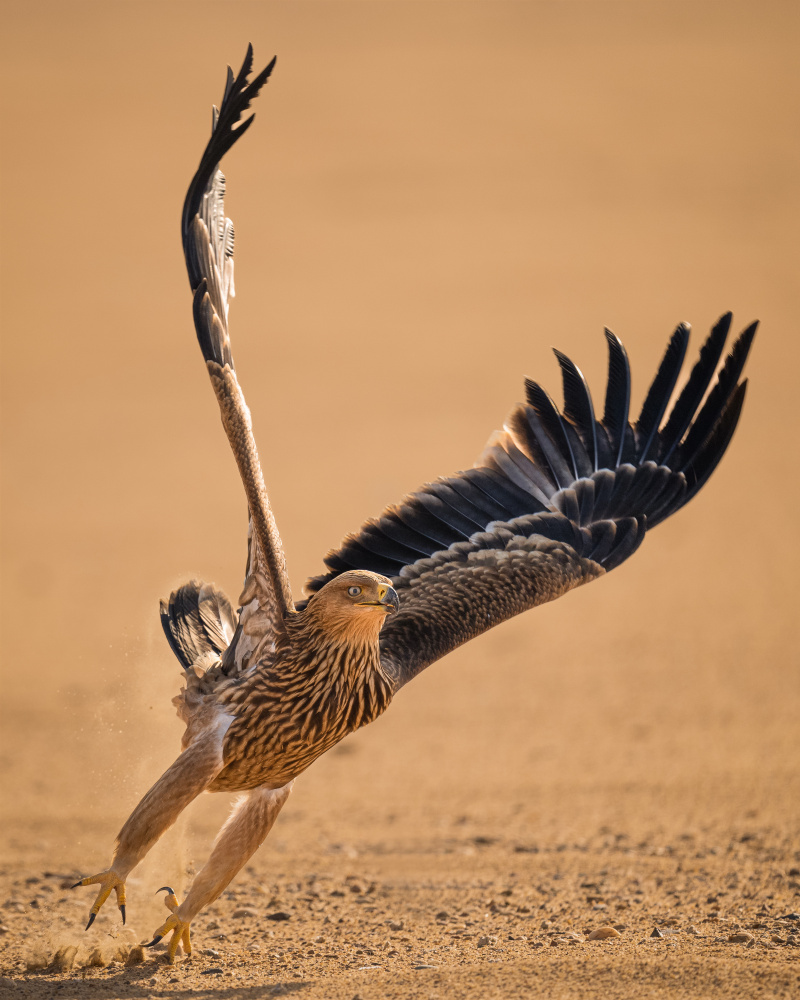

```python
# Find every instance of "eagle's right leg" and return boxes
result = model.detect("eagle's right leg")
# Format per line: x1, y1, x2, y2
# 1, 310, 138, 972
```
146, 781, 293, 963
72, 731, 226, 929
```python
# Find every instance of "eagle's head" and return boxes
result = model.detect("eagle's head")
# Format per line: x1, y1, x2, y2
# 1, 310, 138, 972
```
302, 570, 399, 643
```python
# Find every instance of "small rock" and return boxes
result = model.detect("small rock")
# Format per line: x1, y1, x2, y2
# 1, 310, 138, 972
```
477, 935, 498, 947
3, 902, 25, 913
265, 911, 291, 921
413, 964, 437, 969
0, 925, 9, 935
232, 907, 259, 919
201, 967, 223, 975
125, 946, 145, 966
387, 920, 404, 932
687, 926, 701, 936
436, 911, 449, 921
650, 927, 664, 939
348, 882, 365, 894
247, 942, 261, 952
588, 926, 621, 941
50, 946, 78, 972
728, 932, 754, 944
206, 920, 220, 930
203, 948, 221, 958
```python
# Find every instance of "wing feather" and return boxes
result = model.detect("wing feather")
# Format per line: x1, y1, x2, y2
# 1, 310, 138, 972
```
304, 317, 756, 688
553, 349, 599, 471
181, 47, 294, 674
635, 323, 690, 463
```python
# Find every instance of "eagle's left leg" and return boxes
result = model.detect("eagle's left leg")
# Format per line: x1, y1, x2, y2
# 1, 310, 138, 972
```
72, 731, 226, 929
146, 780, 293, 963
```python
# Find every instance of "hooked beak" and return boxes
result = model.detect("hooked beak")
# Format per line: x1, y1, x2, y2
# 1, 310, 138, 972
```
357, 585, 399, 615
380, 586, 399, 615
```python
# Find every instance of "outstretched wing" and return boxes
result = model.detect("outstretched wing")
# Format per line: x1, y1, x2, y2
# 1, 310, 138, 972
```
304, 314, 756, 689
182, 46, 294, 673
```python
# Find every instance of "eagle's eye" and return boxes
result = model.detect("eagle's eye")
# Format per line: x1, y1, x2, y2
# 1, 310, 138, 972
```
347, 586, 362, 597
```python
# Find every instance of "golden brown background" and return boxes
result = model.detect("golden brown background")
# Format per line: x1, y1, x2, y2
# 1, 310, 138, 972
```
1, 2, 798, 996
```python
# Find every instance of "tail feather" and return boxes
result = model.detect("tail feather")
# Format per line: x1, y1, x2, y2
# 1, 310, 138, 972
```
160, 581, 238, 670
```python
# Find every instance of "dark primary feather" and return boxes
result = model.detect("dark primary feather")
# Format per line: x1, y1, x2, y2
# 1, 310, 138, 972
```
602, 330, 632, 468
182, 45, 276, 295
658, 312, 731, 464
182, 46, 276, 369
305, 316, 756, 687
635, 324, 690, 463
553, 349, 598, 471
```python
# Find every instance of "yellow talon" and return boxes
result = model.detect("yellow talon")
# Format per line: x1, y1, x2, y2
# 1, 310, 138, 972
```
71, 869, 127, 928
144, 888, 192, 963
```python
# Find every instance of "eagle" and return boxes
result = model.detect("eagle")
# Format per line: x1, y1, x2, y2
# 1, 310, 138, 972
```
73, 47, 756, 962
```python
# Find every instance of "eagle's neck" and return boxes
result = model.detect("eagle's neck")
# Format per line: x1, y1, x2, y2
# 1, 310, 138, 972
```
278, 611, 393, 734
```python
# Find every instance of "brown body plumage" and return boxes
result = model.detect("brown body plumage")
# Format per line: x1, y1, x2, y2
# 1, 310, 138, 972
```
209, 571, 396, 792
72, 48, 757, 962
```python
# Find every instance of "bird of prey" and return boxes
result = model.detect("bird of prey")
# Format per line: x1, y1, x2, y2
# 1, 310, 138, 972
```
72, 47, 756, 962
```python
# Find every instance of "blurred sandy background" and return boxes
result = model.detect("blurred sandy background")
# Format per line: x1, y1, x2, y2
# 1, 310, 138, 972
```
1, 2, 799, 995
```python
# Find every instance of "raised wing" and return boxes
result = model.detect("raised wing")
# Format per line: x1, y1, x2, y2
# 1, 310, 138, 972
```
182, 46, 294, 672
304, 314, 756, 688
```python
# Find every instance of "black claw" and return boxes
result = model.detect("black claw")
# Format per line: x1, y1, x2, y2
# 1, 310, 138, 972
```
70, 879, 83, 890
120, 904, 126, 925
156, 886, 175, 896
143, 935, 163, 948
85, 912, 96, 931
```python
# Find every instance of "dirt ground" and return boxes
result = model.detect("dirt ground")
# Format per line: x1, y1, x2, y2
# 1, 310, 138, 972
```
1, 2, 798, 998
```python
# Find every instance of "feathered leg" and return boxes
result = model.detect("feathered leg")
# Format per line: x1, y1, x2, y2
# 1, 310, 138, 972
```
72, 730, 226, 929
146, 781, 293, 962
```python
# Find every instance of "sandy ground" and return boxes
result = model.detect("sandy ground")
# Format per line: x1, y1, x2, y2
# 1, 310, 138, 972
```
1, 2, 799, 997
